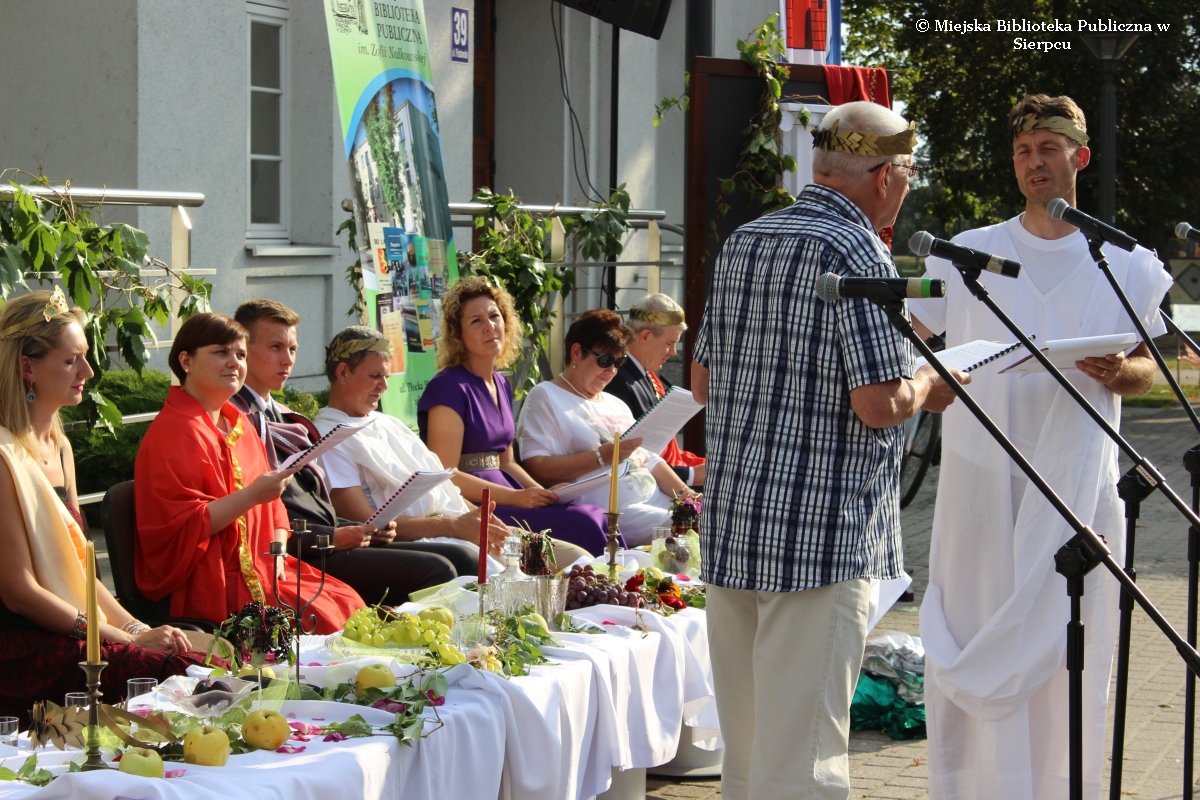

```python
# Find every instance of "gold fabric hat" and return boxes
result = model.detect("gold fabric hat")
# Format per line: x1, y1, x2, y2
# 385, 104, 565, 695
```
812, 119, 916, 156
629, 307, 685, 326
326, 334, 393, 364
1011, 113, 1089, 146
0, 286, 71, 340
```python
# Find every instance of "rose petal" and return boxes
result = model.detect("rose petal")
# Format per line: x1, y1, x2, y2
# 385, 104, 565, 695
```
276, 745, 307, 754
290, 734, 310, 742
164, 769, 187, 779
288, 721, 320, 735
323, 732, 349, 742
286, 713, 297, 719
676, 575, 691, 582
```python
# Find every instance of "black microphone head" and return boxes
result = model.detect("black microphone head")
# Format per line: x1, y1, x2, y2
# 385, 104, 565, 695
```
1047, 197, 1070, 221
909, 231, 935, 258
815, 273, 841, 303
1178, 222, 1195, 240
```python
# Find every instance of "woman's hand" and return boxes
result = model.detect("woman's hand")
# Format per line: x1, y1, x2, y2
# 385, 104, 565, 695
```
132, 625, 191, 654
248, 468, 294, 504
598, 437, 643, 464
508, 487, 559, 509
456, 505, 509, 555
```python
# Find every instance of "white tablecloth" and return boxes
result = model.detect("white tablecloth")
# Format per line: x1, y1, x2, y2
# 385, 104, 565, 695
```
0, 604, 717, 800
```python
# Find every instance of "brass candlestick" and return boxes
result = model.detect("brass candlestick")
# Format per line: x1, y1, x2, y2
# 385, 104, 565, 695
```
603, 512, 622, 582
78, 661, 109, 771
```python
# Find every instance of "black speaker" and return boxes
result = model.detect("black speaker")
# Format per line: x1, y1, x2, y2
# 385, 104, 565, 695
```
552, 0, 673, 40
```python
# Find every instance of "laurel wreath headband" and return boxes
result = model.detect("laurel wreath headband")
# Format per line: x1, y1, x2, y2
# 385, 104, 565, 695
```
1011, 113, 1089, 146
812, 119, 917, 156
325, 335, 394, 364
630, 307, 685, 326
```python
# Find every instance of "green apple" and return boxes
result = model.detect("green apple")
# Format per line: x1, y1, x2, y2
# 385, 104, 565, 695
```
354, 663, 396, 696
119, 747, 164, 778
242, 709, 291, 751
417, 606, 455, 629
183, 726, 231, 767
517, 612, 551, 636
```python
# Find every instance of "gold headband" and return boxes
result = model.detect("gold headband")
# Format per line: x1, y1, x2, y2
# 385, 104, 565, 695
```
812, 119, 916, 156
325, 335, 393, 364
630, 307, 685, 327
1011, 113, 1089, 146
0, 287, 71, 340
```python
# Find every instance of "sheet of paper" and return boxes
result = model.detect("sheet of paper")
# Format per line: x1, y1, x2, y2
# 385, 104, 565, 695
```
278, 420, 372, 472
914, 339, 1023, 373
364, 469, 455, 527
999, 332, 1138, 375
554, 462, 631, 505
622, 387, 704, 455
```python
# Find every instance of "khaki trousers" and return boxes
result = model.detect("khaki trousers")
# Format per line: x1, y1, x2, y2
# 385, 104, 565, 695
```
707, 579, 871, 800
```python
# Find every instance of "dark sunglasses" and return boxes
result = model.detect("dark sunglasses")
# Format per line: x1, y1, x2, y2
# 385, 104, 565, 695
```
583, 346, 628, 369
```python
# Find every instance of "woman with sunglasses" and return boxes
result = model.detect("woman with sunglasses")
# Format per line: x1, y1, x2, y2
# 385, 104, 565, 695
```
517, 309, 694, 546
420, 278, 611, 555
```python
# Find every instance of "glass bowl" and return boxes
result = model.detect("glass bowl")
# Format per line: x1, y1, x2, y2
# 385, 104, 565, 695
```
154, 675, 256, 719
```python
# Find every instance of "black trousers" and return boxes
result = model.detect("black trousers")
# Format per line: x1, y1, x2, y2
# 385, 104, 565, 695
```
298, 541, 477, 607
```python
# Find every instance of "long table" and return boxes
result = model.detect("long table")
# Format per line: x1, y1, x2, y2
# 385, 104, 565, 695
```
0, 607, 718, 800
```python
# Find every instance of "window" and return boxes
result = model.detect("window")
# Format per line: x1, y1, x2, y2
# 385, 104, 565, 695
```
248, 8, 288, 238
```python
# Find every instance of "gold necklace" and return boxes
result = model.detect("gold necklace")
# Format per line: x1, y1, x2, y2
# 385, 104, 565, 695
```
559, 372, 599, 402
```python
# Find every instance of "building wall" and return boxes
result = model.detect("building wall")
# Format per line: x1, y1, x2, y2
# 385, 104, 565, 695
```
0, 0, 139, 213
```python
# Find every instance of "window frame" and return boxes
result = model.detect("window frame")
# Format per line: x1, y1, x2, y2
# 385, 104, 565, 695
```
247, 4, 289, 241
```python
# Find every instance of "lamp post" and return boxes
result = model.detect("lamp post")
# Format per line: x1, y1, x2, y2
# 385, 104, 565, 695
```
1079, 33, 1139, 225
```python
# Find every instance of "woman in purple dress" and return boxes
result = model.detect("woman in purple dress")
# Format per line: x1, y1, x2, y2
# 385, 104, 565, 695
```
419, 278, 610, 555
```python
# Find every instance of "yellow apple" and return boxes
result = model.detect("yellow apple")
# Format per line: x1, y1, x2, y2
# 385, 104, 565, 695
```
417, 606, 455, 629
118, 747, 164, 778
241, 709, 291, 751
237, 664, 277, 680
183, 726, 231, 767
354, 663, 396, 696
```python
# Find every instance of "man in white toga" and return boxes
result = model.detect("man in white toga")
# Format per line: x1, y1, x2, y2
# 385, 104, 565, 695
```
908, 94, 1173, 799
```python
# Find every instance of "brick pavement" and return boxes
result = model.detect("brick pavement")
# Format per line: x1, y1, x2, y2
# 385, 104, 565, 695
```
648, 406, 1200, 799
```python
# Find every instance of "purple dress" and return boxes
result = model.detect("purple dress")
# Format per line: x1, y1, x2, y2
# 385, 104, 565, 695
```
419, 366, 612, 555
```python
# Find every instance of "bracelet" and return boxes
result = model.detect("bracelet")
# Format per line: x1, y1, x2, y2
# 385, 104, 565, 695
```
122, 619, 151, 636
70, 611, 87, 641
594, 447, 604, 466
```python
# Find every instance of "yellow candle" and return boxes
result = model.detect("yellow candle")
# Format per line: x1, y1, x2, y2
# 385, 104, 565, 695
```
609, 432, 620, 513
85, 541, 100, 665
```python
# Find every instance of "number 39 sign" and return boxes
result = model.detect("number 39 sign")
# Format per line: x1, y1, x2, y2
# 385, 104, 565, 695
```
451, 8, 469, 63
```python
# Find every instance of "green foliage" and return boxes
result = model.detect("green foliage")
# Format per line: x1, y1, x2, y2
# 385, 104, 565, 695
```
336, 209, 367, 323
653, 72, 691, 126
458, 186, 633, 398
0, 176, 212, 430
0, 755, 54, 787
323, 670, 447, 746
841, 0, 1200, 255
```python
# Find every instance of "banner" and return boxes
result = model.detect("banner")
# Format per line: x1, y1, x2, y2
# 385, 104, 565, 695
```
324, 0, 457, 427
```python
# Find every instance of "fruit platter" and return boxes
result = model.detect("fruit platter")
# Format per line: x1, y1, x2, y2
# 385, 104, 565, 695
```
154, 675, 257, 719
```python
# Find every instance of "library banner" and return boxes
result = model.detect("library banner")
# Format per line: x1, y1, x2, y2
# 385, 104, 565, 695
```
324, 0, 458, 426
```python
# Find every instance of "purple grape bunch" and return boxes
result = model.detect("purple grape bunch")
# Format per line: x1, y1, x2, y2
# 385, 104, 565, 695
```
563, 564, 645, 610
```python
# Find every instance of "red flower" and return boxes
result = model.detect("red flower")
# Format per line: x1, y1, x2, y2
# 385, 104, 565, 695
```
658, 595, 688, 610
624, 575, 645, 592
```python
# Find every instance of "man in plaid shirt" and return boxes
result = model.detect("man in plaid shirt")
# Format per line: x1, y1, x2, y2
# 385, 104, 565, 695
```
692, 101, 966, 800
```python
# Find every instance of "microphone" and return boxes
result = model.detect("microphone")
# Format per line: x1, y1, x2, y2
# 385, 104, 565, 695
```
816, 273, 946, 304
1047, 198, 1137, 252
1177, 222, 1200, 244
909, 231, 1021, 278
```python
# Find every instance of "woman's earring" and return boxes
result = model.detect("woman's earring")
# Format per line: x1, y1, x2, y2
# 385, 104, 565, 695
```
25, 383, 35, 403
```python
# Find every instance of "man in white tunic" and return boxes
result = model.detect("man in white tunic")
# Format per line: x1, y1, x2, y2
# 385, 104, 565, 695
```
909, 94, 1173, 799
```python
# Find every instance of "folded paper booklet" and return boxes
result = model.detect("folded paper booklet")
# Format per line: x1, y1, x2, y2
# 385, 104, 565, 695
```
913, 338, 1028, 373
622, 386, 704, 455
364, 469, 455, 527
999, 332, 1139, 375
278, 419, 373, 472
554, 461, 631, 505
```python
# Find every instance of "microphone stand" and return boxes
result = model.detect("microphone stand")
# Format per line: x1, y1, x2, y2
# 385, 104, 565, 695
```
872, 297, 1200, 800
1080, 235, 1200, 800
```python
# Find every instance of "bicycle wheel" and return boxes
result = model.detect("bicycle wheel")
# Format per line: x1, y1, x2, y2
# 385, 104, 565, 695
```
899, 411, 941, 508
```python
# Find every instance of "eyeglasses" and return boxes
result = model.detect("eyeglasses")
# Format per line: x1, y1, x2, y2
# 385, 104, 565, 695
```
868, 160, 923, 179
583, 346, 628, 369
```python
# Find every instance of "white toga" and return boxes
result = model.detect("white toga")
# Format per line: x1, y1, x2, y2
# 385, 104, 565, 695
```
908, 215, 1173, 800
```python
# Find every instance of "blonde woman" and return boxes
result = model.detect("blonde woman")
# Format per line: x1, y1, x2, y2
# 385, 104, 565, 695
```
419, 277, 610, 555
0, 289, 208, 725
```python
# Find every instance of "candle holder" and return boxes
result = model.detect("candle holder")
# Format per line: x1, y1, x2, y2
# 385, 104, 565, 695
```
265, 519, 335, 690
604, 511, 622, 582
77, 661, 108, 771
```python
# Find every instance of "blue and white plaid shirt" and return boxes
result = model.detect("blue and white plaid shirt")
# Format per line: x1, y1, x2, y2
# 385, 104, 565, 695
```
693, 185, 916, 592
